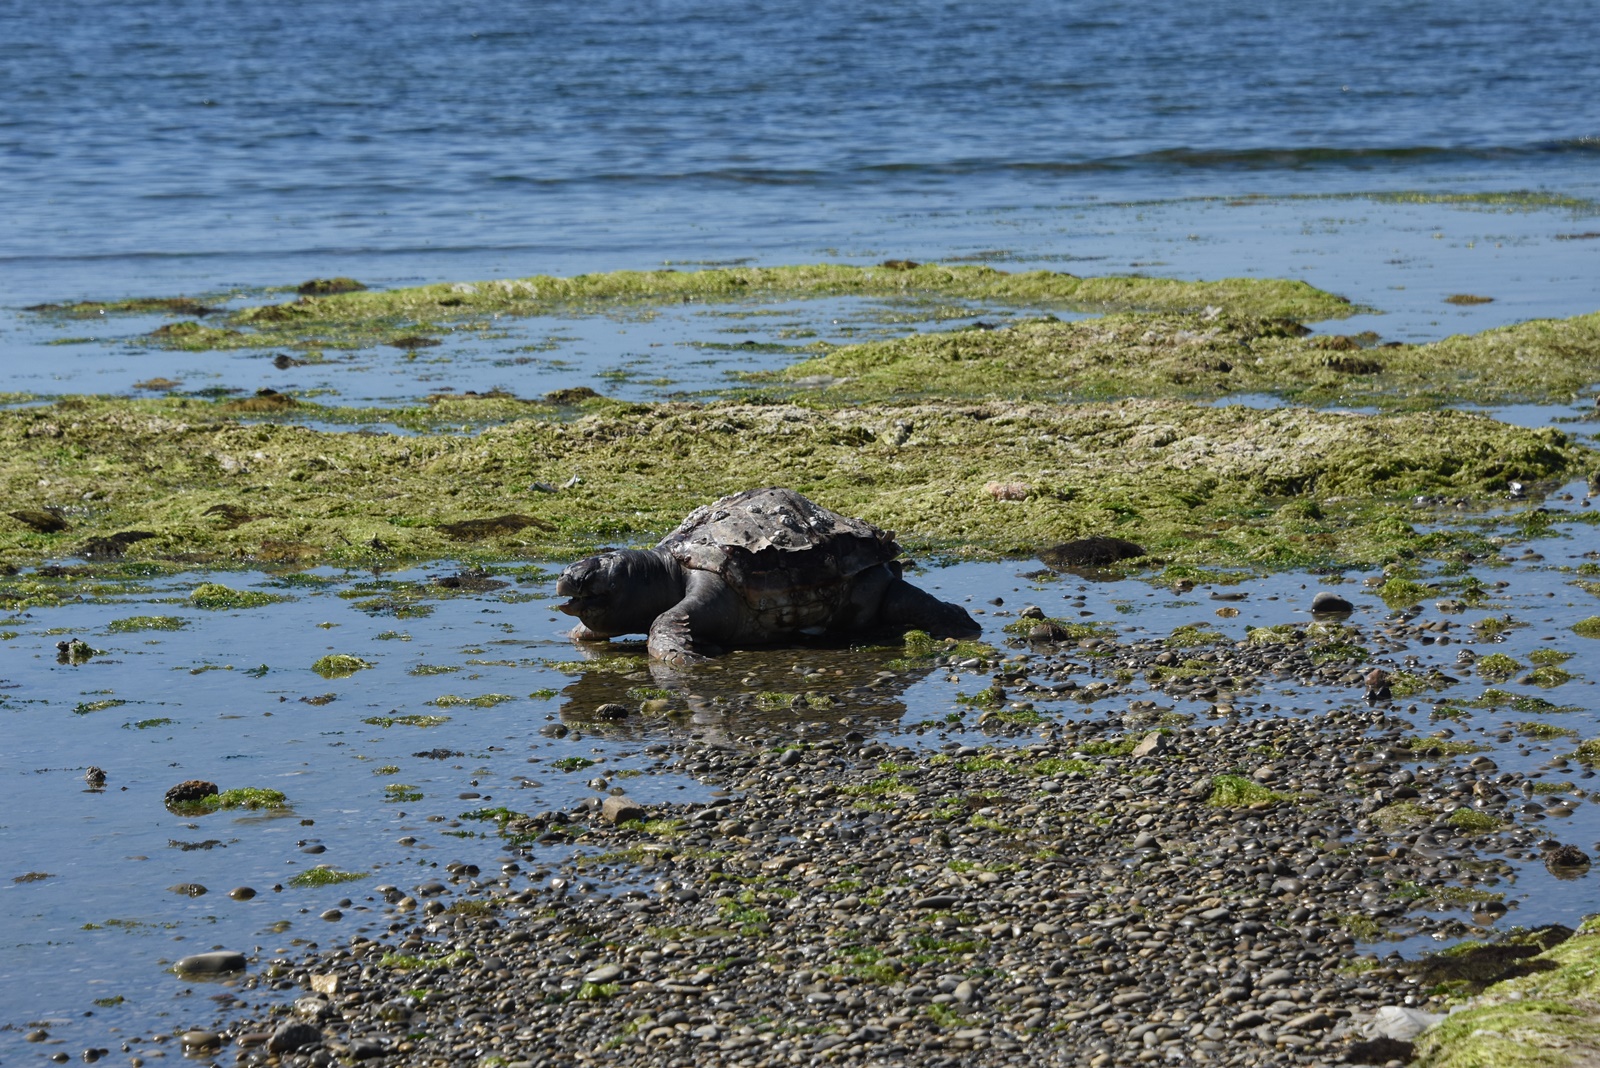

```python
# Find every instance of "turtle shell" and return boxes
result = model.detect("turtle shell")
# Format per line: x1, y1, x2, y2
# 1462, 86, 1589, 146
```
657, 488, 899, 628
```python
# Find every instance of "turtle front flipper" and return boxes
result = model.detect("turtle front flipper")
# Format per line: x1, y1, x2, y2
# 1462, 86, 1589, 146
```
879, 575, 982, 639
647, 569, 744, 665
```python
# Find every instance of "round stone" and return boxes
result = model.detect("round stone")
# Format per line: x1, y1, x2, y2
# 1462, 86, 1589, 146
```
1311, 592, 1354, 616
582, 963, 624, 984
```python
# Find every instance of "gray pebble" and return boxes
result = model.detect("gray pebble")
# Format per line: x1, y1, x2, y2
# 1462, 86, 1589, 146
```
267, 1021, 323, 1055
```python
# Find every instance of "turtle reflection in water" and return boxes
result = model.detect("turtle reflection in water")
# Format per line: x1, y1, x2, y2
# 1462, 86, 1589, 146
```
556, 487, 979, 665
552, 644, 940, 743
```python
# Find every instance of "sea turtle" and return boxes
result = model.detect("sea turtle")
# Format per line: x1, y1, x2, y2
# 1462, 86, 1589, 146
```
555, 487, 980, 664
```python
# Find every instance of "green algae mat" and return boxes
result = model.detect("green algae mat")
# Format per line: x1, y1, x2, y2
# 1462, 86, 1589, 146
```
767, 308, 1600, 408
26, 264, 1357, 353
7, 264, 1597, 571
1, 396, 1588, 570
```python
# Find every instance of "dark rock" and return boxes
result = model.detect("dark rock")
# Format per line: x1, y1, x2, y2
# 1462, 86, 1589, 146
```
1310, 591, 1354, 617
78, 531, 157, 559
544, 386, 602, 404
1344, 1037, 1415, 1064
297, 277, 365, 295
1543, 842, 1591, 875
8, 509, 69, 533
266, 1021, 323, 1055
1038, 536, 1146, 569
164, 780, 219, 805
174, 950, 247, 975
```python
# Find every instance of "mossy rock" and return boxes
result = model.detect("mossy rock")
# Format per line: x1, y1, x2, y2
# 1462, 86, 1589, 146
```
312, 654, 373, 679
189, 583, 291, 610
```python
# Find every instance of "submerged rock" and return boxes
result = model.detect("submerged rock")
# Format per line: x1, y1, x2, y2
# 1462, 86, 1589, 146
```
173, 950, 246, 975
1038, 536, 1146, 569
1311, 590, 1354, 617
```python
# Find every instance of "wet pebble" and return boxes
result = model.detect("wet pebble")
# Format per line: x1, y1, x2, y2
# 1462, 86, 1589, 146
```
267, 1021, 323, 1054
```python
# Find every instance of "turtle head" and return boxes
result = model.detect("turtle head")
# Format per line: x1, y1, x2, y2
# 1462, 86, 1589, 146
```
555, 549, 683, 639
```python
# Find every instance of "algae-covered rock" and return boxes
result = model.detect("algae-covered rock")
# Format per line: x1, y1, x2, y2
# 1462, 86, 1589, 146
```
297, 277, 366, 295
8, 508, 69, 533
189, 583, 291, 610
311, 654, 372, 679
1412, 923, 1600, 1067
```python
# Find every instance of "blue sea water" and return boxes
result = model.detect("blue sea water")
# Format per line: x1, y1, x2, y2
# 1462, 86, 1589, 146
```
2, 0, 1598, 308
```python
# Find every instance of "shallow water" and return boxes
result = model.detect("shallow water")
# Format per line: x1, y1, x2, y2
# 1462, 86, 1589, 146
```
2, 296, 1041, 407
5, 520, 1600, 1053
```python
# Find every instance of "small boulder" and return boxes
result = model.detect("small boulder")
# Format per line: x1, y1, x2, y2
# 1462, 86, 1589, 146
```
1311, 591, 1354, 617
1039, 536, 1145, 569
165, 780, 219, 805
1544, 842, 1591, 876
267, 1021, 323, 1055
1130, 732, 1170, 758
174, 950, 247, 975
601, 796, 645, 824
